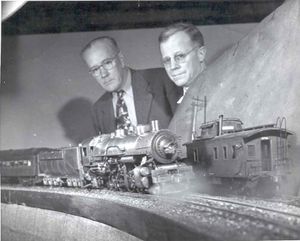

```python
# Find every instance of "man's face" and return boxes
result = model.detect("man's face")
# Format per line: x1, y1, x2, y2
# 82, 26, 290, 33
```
160, 31, 205, 87
82, 41, 125, 92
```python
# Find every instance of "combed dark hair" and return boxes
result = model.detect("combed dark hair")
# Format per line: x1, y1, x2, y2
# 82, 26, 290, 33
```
159, 22, 204, 46
81, 36, 119, 56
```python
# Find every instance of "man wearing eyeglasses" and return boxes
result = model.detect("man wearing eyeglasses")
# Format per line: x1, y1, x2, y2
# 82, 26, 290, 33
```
81, 36, 181, 134
159, 23, 206, 104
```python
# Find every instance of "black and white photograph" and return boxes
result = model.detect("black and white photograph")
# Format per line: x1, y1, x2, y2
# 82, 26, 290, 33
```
1, 1, 300, 240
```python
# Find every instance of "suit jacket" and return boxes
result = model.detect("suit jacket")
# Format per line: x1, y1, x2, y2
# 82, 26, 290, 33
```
92, 68, 182, 134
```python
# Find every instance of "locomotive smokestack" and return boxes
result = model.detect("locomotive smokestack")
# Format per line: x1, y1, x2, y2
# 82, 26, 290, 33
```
151, 120, 159, 132
218, 115, 223, 136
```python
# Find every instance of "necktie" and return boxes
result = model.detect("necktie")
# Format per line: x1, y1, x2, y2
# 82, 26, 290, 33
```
116, 90, 132, 130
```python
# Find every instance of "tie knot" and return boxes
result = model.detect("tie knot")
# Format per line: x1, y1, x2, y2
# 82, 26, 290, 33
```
117, 89, 125, 98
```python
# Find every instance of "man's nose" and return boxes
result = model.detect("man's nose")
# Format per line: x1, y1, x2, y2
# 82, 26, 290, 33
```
99, 66, 109, 78
170, 58, 180, 70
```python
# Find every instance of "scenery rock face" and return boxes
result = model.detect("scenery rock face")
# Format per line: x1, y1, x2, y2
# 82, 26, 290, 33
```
169, 0, 300, 161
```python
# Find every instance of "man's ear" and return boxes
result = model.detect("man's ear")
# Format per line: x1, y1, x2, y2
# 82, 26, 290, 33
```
197, 46, 206, 62
118, 52, 126, 67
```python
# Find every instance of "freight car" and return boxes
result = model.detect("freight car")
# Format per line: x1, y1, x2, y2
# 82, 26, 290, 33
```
0, 147, 84, 186
0, 120, 194, 194
185, 115, 293, 195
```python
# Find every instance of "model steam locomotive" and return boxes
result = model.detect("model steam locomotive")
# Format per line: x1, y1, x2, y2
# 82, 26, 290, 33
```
0, 120, 193, 194
0, 116, 294, 195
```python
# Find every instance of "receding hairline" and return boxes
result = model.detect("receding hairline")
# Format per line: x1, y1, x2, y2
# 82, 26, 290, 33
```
159, 23, 204, 47
81, 36, 120, 57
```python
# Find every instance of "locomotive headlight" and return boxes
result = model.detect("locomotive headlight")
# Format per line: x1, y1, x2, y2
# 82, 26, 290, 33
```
151, 130, 178, 164
163, 143, 176, 155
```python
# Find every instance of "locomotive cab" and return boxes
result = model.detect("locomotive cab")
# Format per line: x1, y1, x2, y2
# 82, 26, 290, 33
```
75, 120, 193, 193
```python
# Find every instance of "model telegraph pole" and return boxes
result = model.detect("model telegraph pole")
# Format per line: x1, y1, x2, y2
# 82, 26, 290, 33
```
191, 96, 207, 140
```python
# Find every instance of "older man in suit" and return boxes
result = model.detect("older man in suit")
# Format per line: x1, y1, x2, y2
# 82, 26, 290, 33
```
159, 23, 206, 104
81, 36, 181, 134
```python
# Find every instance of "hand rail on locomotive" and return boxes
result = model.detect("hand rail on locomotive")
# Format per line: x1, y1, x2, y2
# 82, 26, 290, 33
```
65, 121, 195, 193
105, 145, 125, 155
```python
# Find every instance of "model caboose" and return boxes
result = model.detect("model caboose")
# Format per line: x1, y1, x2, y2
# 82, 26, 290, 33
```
185, 115, 293, 194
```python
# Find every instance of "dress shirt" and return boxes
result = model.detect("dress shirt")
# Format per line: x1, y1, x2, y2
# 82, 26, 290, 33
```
112, 70, 138, 127
177, 86, 189, 104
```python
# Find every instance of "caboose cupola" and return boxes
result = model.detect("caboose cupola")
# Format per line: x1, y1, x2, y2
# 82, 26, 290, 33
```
199, 116, 243, 139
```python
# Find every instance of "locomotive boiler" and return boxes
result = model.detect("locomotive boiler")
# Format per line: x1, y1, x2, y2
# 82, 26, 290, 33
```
1, 120, 194, 194
79, 120, 193, 193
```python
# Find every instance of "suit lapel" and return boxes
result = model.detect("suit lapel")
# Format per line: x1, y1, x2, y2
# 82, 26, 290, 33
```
131, 70, 153, 125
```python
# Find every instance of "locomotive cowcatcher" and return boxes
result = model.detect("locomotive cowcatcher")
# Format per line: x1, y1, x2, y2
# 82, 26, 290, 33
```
1, 120, 194, 194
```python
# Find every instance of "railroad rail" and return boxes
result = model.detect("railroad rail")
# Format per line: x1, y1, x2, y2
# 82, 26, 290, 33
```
172, 193, 300, 240
2, 185, 300, 241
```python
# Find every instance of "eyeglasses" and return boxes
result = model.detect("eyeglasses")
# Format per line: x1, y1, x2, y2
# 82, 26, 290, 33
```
89, 52, 120, 76
162, 46, 199, 68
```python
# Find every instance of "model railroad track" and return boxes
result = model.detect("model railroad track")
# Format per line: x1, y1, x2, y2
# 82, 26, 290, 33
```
170, 193, 300, 240
195, 194, 300, 218
2, 185, 300, 240
99, 190, 300, 240
252, 196, 300, 209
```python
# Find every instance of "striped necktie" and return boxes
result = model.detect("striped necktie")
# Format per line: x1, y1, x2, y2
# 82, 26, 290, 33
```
116, 90, 131, 130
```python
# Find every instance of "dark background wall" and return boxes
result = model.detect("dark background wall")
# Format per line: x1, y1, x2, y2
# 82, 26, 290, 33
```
0, 24, 256, 149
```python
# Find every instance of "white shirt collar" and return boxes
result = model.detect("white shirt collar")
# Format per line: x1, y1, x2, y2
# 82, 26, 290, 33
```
183, 86, 189, 95
177, 86, 189, 104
